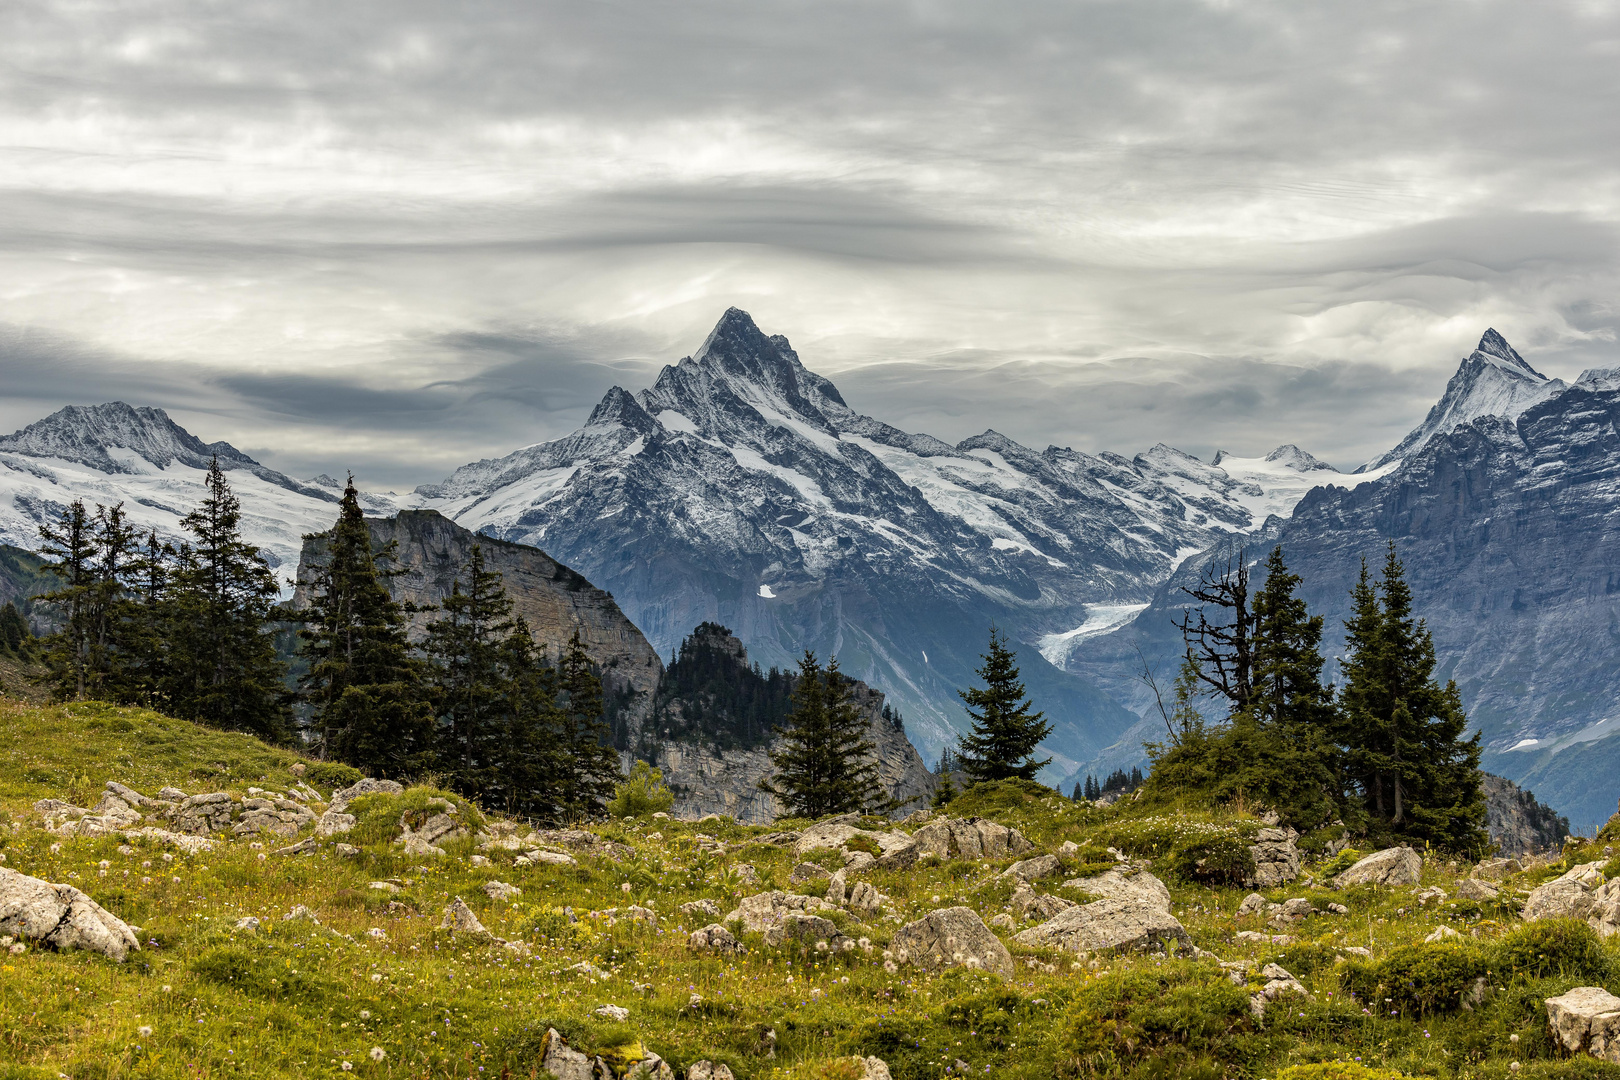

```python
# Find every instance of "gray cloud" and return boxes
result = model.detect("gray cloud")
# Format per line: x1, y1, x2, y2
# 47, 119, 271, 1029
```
0, 0, 1615, 484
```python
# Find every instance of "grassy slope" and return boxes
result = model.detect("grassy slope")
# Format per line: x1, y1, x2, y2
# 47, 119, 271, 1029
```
1, 700, 1618, 1080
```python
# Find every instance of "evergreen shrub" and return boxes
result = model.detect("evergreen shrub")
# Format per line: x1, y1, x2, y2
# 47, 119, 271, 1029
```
1342, 941, 1489, 1015
304, 761, 363, 789
606, 760, 674, 819
1493, 919, 1613, 982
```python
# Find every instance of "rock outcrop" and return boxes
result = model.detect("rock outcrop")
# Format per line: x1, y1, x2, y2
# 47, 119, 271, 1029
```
1247, 828, 1302, 888
0, 867, 141, 961
1333, 847, 1423, 888
1522, 862, 1607, 923
1013, 897, 1191, 956
296, 510, 664, 738
877, 817, 1033, 869
892, 907, 1014, 977
725, 891, 837, 934
1547, 987, 1620, 1064
1483, 774, 1569, 856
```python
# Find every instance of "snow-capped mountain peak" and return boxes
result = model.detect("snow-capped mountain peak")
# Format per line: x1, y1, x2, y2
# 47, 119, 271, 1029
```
1363, 329, 1564, 471
0, 402, 255, 475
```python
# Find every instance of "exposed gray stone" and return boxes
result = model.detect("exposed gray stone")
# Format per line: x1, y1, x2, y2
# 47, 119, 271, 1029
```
0, 867, 141, 961
1333, 847, 1423, 888
725, 890, 836, 934
1013, 899, 1191, 957
1247, 828, 1302, 889
763, 911, 845, 948
892, 907, 1013, 977
688, 923, 744, 953
328, 778, 404, 813
679, 899, 721, 921
1061, 869, 1172, 912
439, 897, 490, 937
1523, 862, 1606, 922
1547, 986, 1620, 1064
1002, 854, 1061, 882
482, 881, 522, 902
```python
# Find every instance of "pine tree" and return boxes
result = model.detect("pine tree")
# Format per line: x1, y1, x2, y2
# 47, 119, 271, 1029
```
492, 625, 568, 818
956, 627, 1052, 783
422, 544, 516, 791
1339, 543, 1487, 850
553, 630, 623, 818
166, 460, 290, 740
300, 479, 433, 778
37, 499, 96, 699
760, 652, 885, 818
0, 602, 29, 655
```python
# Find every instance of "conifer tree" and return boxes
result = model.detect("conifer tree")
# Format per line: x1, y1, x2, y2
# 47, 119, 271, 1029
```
490, 624, 568, 817
422, 543, 515, 789
956, 627, 1052, 783
1339, 543, 1487, 850
37, 499, 96, 699
300, 480, 433, 778
0, 602, 29, 655
166, 460, 290, 740
760, 652, 885, 818
553, 631, 623, 818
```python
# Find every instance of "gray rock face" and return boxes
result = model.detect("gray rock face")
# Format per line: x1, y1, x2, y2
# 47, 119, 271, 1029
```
297, 510, 664, 738
329, 778, 403, 812
1455, 878, 1501, 902
651, 633, 938, 824
1061, 869, 1172, 911
1013, 898, 1191, 956
763, 912, 846, 949
165, 793, 235, 836
1011, 884, 1075, 922
0, 867, 141, 961
1003, 854, 1061, 882
539, 1028, 612, 1080
1483, 774, 1569, 856
1546, 986, 1620, 1064
880, 817, 1033, 869
232, 798, 317, 838
1523, 862, 1607, 923
1247, 828, 1302, 889
439, 897, 489, 937
689, 923, 744, 953
1333, 847, 1423, 889
725, 891, 837, 934
892, 907, 1013, 977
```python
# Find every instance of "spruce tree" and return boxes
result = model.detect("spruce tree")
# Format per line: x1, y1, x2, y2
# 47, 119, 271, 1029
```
956, 627, 1051, 783
492, 624, 568, 817
1339, 543, 1487, 851
553, 630, 623, 818
37, 499, 96, 699
0, 602, 29, 655
166, 460, 290, 740
422, 543, 515, 791
300, 480, 433, 778
760, 652, 885, 818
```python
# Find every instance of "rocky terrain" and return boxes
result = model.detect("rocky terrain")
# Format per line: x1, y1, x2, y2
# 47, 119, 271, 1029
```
644, 624, 936, 822
5, 698, 1620, 1079
294, 509, 667, 737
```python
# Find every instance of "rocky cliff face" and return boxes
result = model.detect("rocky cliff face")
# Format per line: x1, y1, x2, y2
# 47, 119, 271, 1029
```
294, 509, 665, 735
644, 623, 936, 822
1482, 773, 1568, 856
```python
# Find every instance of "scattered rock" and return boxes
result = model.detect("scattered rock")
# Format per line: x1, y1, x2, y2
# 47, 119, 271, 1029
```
165, 793, 235, 836
826, 869, 847, 905
1275, 898, 1316, 922
105, 781, 153, 808
289, 763, 306, 777
847, 881, 885, 918
482, 881, 522, 902
1333, 846, 1423, 888
593, 1004, 630, 1022
335, 843, 360, 857
1425, 925, 1462, 942
1326, 903, 1349, 915
0, 867, 141, 961
283, 905, 320, 925
1061, 870, 1172, 912
1546, 986, 1620, 1064
1523, 862, 1607, 922
1011, 884, 1075, 922
1473, 857, 1523, 881
892, 907, 1014, 977
368, 878, 400, 893
1250, 962, 1310, 1018
726, 891, 837, 934
1247, 828, 1302, 888
689, 923, 744, 953
121, 827, 214, 855
1237, 893, 1270, 917
989, 913, 1015, 929
317, 810, 357, 837
155, 787, 188, 802
1002, 854, 1061, 882
539, 1027, 608, 1080
679, 899, 722, 920
879, 817, 1033, 869
790, 862, 831, 885
329, 778, 404, 812
234, 916, 261, 932
399, 804, 467, 857
439, 897, 490, 938
792, 821, 911, 861
233, 798, 318, 838
686, 1062, 736, 1080
1413, 886, 1448, 906
842, 850, 876, 872
524, 850, 579, 867
1456, 879, 1500, 902
1014, 898, 1191, 957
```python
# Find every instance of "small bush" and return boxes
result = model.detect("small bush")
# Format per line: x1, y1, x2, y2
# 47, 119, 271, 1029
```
1493, 919, 1614, 982
1341, 940, 1490, 1015
304, 761, 363, 789
606, 761, 674, 819
1058, 961, 1259, 1078
1169, 836, 1256, 886
1317, 848, 1367, 879
346, 785, 484, 845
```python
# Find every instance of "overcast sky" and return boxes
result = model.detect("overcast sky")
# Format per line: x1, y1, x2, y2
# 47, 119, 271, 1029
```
2, 0, 1617, 487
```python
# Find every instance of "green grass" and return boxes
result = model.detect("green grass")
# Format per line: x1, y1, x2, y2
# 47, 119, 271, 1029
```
2, 702, 1619, 1079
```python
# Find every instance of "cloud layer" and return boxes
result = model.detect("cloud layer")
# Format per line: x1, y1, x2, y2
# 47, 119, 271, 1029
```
0, 0, 1616, 484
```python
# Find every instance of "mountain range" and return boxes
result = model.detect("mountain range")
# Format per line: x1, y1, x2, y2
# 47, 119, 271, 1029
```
0, 311, 1614, 824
